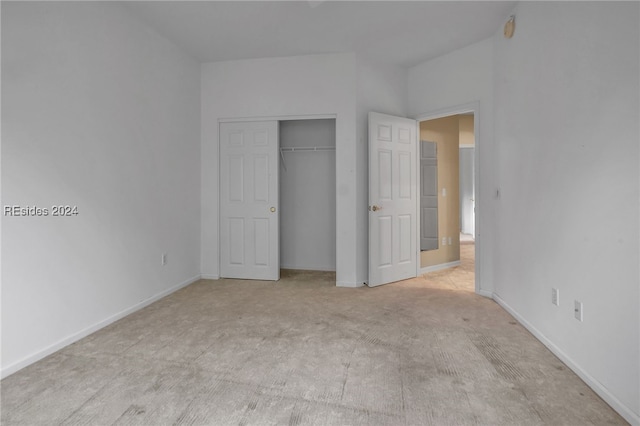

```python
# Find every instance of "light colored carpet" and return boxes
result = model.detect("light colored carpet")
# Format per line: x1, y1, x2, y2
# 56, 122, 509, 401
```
460, 233, 475, 245
1, 245, 627, 425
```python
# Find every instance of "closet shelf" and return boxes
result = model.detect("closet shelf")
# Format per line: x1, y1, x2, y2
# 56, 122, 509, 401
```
279, 146, 335, 171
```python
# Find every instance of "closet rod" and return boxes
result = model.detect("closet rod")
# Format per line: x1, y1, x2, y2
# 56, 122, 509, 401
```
279, 146, 335, 171
279, 146, 336, 152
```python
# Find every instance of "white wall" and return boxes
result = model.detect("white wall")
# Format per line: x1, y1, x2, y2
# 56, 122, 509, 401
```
355, 56, 408, 284
200, 54, 359, 286
408, 38, 495, 294
1, 2, 201, 377
279, 120, 336, 271
492, 3, 639, 423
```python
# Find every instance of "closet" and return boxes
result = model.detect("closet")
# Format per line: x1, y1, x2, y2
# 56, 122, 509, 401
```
279, 119, 336, 271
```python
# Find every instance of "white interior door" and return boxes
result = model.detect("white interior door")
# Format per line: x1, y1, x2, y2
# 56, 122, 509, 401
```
220, 121, 279, 280
368, 112, 417, 287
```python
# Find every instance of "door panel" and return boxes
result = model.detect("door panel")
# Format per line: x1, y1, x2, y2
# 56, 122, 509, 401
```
220, 121, 279, 280
378, 215, 393, 267
378, 150, 392, 200
228, 156, 244, 201
398, 214, 412, 263
229, 218, 244, 265
398, 152, 412, 199
253, 155, 269, 202
368, 112, 417, 287
253, 218, 270, 266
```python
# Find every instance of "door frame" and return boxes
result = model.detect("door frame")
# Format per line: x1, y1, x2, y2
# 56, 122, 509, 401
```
217, 113, 338, 281
414, 101, 481, 295
459, 145, 475, 237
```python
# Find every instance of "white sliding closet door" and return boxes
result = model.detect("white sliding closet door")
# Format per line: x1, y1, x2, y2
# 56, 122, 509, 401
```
220, 121, 279, 280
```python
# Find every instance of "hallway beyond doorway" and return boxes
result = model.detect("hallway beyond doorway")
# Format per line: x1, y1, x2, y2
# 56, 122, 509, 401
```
418, 238, 475, 292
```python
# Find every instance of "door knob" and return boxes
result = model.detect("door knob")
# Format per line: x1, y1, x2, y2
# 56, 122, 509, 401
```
270, 207, 276, 212
370, 205, 382, 212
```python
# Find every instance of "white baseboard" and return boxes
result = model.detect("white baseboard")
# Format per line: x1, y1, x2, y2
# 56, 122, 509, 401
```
200, 274, 220, 280
337, 281, 365, 288
493, 294, 639, 426
0, 274, 201, 379
280, 265, 336, 272
419, 260, 461, 275
476, 289, 493, 298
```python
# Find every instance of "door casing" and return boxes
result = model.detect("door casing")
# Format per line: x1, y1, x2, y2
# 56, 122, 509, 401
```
414, 102, 481, 295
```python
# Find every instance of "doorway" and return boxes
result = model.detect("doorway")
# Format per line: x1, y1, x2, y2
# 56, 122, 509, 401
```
279, 119, 336, 272
416, 106, 478, 293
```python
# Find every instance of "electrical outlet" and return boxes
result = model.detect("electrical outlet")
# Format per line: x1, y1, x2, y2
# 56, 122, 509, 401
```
442, 237, 447, 246
574, 300, 583, 321
442, 188, 447, 197
161, 253, 167, 266
552, 288, 559, 306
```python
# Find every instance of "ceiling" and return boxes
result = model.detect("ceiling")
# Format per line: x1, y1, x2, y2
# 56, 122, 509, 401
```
123, 1, 516, 68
